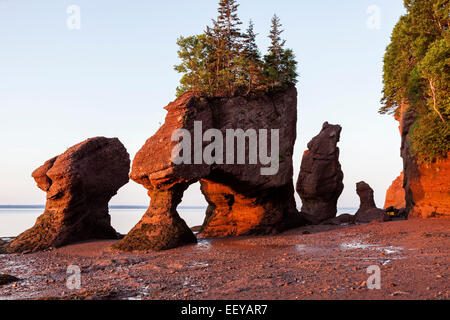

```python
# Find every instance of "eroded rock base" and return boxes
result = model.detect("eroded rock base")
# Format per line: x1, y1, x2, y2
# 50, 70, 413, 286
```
200, 180, 302, 237
114, 184, 197, 251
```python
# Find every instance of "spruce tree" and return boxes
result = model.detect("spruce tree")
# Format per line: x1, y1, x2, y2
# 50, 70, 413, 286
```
268, 15, 286, 62
174, 35, 213, 97
381, 0, 449, 162
206, 0, 244, 96
174, 2, 299, 97
242, 20, 263, 93
264, 14, 297, 88
243, 20, 260, 62
279, 48, 298, 86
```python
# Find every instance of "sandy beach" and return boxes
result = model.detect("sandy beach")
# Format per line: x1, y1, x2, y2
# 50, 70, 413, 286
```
0, 218, 448, 300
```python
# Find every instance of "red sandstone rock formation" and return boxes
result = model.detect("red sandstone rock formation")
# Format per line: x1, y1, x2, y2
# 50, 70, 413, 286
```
384, 172, 406, 209
200, 180, 298, 237
296, 122, 344, 224
114, 87, 303, 251
8, 137, 130, 253
406, 158, 450, 218
355, 181, 388, 223
396, 103, 450, 218
356, 182, 377, 213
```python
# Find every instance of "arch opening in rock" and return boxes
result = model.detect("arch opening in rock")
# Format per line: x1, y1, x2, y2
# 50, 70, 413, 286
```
113, 179, 199, 251
176, 181, 208, 232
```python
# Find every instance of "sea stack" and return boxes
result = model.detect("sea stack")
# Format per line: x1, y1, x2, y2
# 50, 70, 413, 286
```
8, 137, 130, 253
355, 181, 388, 223
114, 87, 303, 252
296, 122, 344, 225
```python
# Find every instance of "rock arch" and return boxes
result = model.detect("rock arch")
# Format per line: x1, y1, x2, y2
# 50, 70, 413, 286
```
114, 87, 303, 251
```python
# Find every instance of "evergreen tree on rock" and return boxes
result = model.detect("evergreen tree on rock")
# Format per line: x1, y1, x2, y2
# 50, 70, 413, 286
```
264, 15, 298, 89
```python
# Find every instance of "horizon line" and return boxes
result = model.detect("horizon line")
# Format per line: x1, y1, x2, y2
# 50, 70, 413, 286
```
0, 205, 205, 209
0, 205, 360, 210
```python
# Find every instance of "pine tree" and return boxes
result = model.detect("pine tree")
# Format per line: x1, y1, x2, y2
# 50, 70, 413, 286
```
242, 20, 264, 93
264, 14, 297, 88
174, 35, 214, 97
279, 48, 298, 86
381, 0, 449, 162
264, 15, 285, 88
174, 2, 298, 97
243, 20, 260, 61
206, 0, 244, 96
268, 15, 286, 61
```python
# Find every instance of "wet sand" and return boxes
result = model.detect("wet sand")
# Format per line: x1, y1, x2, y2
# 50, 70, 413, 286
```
0, 219, 448, 300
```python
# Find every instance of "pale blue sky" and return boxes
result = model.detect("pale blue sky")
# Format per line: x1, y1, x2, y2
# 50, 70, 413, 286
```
0, 0, 405, 208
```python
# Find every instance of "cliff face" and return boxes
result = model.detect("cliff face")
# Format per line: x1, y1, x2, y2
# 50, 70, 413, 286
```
384, 172, 406, 209
114, 87, 303, 251
8, 137, 130, 253
397, 103, 450, 218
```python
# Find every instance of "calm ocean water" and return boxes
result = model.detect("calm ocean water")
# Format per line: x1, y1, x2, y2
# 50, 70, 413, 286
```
0, 206, 357, 237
